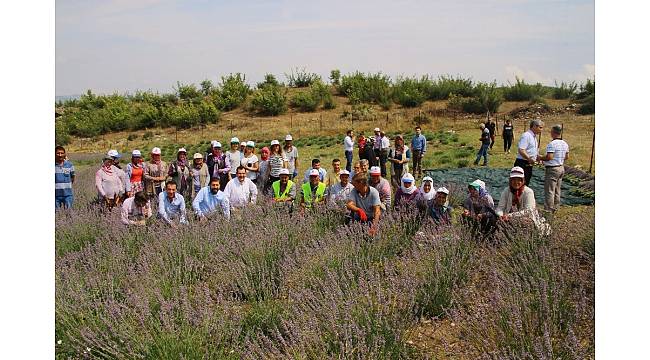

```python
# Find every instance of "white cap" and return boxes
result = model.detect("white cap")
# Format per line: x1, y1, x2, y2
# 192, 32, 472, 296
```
401, 173, 415, 183
193, 153, 203, 159
309, 169, 320, 177
510, 166, 525, 179
177, 148, 187, 153
369, 166, 381, 175
340, 170, 350, 176
436, 187, 450, 195
422, 176, 433, 183
469, 179, 485, 190
241, 141, 247, 146
151, 147, 161, 155
279, 168, 290, 176
270, 140, 280, 146
246, 141, 255, 147
107, 149, 121, 158
230, 137, 240, 144
212, 141, 222, 148
374, 127, 380, 132
285, 134, 293, 141
131, 150, 142, 157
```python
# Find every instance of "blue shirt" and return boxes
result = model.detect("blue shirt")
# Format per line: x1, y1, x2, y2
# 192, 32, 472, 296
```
192, 186, 231, 220
158, 192, 188, 224
55, 160, 75, 197
411, 134, 427, 152
303, 168, 327, 183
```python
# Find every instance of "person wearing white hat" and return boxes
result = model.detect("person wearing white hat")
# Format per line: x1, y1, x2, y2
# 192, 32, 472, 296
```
462, 178, 497, 238
167, 148, 191, 200
206, 141, 230, 191
283, 134, 299, 179
241, 141, 260, 183
388, 135, 411, 189
95, 154, 126, 211
265, 140, 288, 196
108, 149, 129, 196
125, 150, 145, 197
421, 176, 435, 203
144, 147, 167, 198
328, 169, 354, 207
496, 166, 549, 234
393, 173, 426, 211
300, 168, 328, 209
302, 158, 327, 184
429, 187, 452, 225
189, 153, 210, 199
271, 168, 296, 209
226, 137, 243, 183
368, 166, 391, 210
223, 165, 258, 211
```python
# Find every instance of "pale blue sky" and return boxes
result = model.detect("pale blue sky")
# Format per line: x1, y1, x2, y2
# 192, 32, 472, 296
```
55, 0, 594, 96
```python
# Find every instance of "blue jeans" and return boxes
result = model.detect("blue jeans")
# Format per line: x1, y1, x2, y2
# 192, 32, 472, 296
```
345, 150, 353, 172
55, 195, 74, 209
475, 143, 489, 165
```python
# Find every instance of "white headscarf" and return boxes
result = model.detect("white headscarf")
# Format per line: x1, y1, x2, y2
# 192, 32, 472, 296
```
421, 176, 434, 200
400, 173, 417, 195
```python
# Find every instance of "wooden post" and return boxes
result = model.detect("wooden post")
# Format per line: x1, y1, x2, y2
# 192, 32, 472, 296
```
290, 114, 293, 130
589, 128, 595, 173
320, 114, 322, 131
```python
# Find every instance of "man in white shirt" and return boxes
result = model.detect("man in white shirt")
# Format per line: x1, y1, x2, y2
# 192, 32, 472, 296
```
538, 125, 570, 212
328, 170, 354, 207
283, 134, 299, 179
344, 129, 355, 172
379, 131, 390, 177
514, 119, 544, 185
121, 191, 152, 226
223, 165, 258, 210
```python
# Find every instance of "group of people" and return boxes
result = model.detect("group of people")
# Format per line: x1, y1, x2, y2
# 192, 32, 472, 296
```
55, 118, 568, 235
474, 118, 515, 166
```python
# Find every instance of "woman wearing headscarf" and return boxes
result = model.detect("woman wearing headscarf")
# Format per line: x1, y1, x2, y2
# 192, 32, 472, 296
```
393, 173, 426, 213
95, 154, 125, 211
189, 153, 209, 199
125, 150, 145, 198
257, 146, 271, 194
388, 135, 411, 189
168, 148, 191, 200
420, 176, 436, 206
461, 178, 497, 238
144, 147, 167, 198
206, 141, 230, 191
496, 166, 550, 234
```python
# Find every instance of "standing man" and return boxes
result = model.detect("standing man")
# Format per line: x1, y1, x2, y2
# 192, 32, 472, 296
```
373, 127, 382, 167
502, 119, 514, 154
474, 123, 491, 166
223, 166, 258, 210
192, 177, 231, 221
283, 134, 299, 179
158, 180, 188, 227
300, 169, 328, 209
368, 166, 392, 210
344, 129, 355, 172
514, 119, 544, 185
411, 126, 427, 178
346, 173, 382, 235
302, 159, 327, 183
55, 146, 75, 209
538, 125, 570, 213
206, 141, 230, 191
378, 131, 390, 178
487, 118, 497, 149
325, 158, 342, 187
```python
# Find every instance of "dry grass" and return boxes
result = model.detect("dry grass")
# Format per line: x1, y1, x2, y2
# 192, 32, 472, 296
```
64, 97, 595, 174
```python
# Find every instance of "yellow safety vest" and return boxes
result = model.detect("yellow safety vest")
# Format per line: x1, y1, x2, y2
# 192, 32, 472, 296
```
272, 180, 294, 200
302, 182, 326, 208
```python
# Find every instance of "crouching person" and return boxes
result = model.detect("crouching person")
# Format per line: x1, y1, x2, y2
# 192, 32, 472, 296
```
429, 187, 452, 226
192, 177, 230, 221
121, 191, 152, 226
158, 180, 188, 227
272, 168, 296, 213
496, 166, 550, 235
346, 173, 382, 235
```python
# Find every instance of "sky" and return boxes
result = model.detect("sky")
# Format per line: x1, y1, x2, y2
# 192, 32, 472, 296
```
55, 0, 595, 96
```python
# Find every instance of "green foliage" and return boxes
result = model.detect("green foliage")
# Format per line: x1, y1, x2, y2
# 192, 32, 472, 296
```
339, 72, 392, 105
457, 159, 469, 168
256, 74, 281, 89
552, 81, 578, 100
290, 91, 320, 112
250, 85, 288, 116
214, 73, 251, 111
575, 79, 595, 115
198, 100, 221, 125
285, 67, 321, 87
448, 82, 502, 114
142, 131, 154, 140
175, 82, 202, 103
162, 103, 201, 129
426, 75, 476, 100
329, 69, 341, 85
200, 79, 215, 96
127, 133, 138, 141
502, 77, 548, 101
55, 120, 71, 146
341, 104, 375, 121
393, 77, 428, 107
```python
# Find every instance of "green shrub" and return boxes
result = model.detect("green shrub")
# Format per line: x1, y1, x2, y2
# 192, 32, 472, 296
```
290, 91, 319, 112
393, 77, 428, 107
142, 131, 154, 140
323, 95, 336, 109
427, 75, 476, 100
339, 72, 393, 105
214, 73, 251, 111
198, 100, 221, 125
285, 67, 321, 87
256, 74, 281, 89
175, 82, 202, 103
162, 103, 200, 129
457, 159, 469, 168
127, 133, 138, 141
55, 120, 71, 146
502, 77, 547, 101
552, 81, 578, 99
250, 85, 288, 116
200, 79, 215, 96
329, 69, 341, 85
575, 79, 595, 115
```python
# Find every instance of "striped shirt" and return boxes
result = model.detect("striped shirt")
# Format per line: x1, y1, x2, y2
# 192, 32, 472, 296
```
543, 139, 569, 167
268, 154, 287, 177
55, 160, 75, 197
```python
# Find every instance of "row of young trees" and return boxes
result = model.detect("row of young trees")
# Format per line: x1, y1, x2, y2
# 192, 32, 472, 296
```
55, 69, 595, 145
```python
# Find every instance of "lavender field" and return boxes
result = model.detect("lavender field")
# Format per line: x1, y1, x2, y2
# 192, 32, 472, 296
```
55, 167, 594, 359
